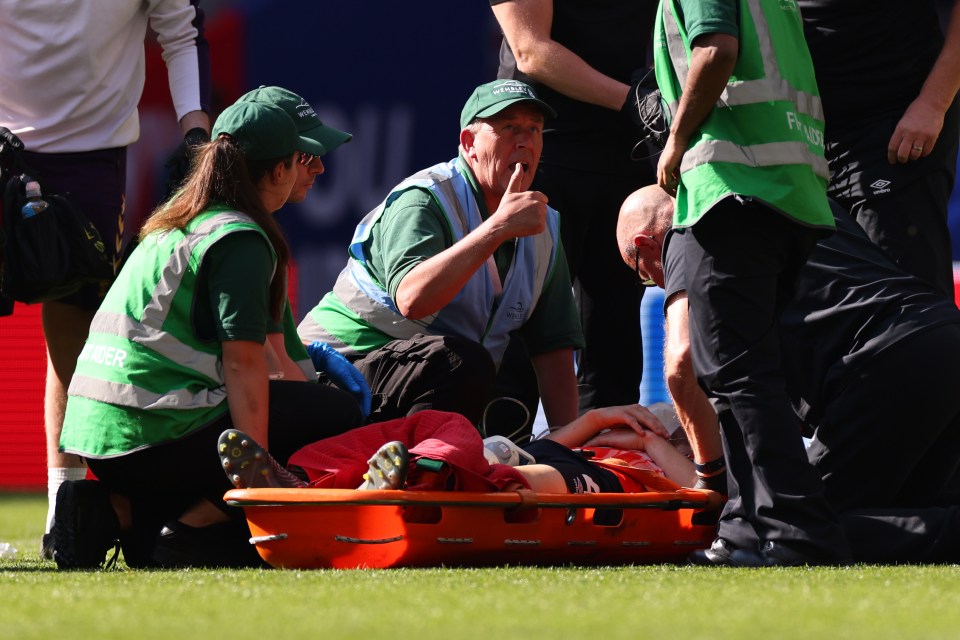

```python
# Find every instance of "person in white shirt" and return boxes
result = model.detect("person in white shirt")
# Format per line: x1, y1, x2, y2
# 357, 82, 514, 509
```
0, 0, 211, 559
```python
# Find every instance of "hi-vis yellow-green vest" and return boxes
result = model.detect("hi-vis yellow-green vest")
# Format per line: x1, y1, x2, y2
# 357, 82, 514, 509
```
654, 0, 834, 230
60, 207, 312, 458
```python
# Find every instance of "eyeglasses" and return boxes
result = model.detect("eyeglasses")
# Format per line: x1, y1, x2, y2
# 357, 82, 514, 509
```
298, 152, 318, 167
634, 235, 660, 288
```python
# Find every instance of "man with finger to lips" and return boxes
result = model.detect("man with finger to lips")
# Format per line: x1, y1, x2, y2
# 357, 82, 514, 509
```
298, 80, 584, 429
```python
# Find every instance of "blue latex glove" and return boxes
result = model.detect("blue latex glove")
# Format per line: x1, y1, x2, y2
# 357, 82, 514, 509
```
306, 341, 371, 418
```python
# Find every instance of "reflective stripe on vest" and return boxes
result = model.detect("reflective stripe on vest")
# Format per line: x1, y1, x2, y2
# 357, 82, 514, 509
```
681, 139, 827, 180
69, 373, 227, 410
328, 159, 559, 365
660, 0, 829, 180
69, 211, 271, 411
296, 310, 356, 355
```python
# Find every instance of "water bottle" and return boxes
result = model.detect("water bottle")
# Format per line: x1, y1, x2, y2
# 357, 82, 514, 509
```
20, 178, 49, 218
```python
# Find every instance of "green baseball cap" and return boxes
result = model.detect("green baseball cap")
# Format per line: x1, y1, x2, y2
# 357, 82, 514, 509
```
239, 85, 353, 156
212, 101, 325, 159
459, 79, 557, 129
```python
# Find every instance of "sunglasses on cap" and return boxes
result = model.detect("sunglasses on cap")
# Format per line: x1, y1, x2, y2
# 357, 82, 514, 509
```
298, 152, 319, 167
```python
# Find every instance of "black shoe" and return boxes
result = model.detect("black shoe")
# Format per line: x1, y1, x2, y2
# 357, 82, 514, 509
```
40, 532, 55, 561
728, 540, 850, 567
52, 480, 121, 570
218, 429, 307, 489
688, 537, 736, 566
151, 518, 268, 569
358, 441, 409, 490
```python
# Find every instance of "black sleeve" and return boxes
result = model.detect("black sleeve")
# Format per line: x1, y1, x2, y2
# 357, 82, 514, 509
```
662, 228, 688, 304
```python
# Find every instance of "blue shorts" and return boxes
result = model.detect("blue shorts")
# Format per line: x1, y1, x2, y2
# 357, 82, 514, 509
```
21, 147, 127, 310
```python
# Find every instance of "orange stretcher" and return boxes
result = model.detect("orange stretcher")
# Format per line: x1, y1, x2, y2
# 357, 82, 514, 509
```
224, 484, 722, 569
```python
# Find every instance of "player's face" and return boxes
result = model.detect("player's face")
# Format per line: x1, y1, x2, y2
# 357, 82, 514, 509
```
287, 151, 325, 204
465, 104, 544, 197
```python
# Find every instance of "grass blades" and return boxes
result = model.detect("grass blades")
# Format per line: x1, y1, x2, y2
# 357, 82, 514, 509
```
3, 492, 960, 640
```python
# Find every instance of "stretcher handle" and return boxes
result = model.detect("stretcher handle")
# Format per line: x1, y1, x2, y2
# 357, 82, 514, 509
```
224, 487, 722, 511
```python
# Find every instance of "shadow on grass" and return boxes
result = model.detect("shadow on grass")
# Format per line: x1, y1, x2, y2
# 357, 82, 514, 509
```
0, 560, 60, 573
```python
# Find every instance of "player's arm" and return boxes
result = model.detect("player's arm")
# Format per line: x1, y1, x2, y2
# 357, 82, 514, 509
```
545, 404, 669, 448
582, 427, 696, 487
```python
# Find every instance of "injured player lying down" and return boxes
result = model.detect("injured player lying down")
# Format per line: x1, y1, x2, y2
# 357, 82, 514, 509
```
218, 406, 698, 495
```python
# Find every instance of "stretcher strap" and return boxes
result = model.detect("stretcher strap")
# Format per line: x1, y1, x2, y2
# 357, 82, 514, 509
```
513, 488, 539, 508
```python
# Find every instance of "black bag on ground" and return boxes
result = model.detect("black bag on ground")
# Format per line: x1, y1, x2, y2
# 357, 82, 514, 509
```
0, 131, 113, 304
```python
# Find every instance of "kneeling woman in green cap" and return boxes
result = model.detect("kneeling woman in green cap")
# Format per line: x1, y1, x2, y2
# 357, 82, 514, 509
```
54, 100, 364, 570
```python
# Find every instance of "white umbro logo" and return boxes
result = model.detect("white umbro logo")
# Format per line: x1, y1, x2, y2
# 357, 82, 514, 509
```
870, 179, 891, 189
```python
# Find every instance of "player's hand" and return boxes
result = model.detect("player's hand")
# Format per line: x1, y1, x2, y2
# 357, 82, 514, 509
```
583, 426, 654, 451
583, 403, 670, 439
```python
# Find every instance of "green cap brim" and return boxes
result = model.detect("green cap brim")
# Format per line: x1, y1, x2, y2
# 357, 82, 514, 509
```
474, 97, 556, 122
298, 136, 326, 156
301, 123, 352, 156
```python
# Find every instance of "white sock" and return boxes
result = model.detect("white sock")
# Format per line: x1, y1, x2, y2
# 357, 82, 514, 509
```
45, 467, 88, 534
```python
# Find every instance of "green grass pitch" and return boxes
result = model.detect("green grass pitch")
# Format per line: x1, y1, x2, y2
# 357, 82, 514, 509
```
3, 492, 960, 640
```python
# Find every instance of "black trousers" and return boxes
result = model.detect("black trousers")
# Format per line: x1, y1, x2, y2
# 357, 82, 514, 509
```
828, 98, 959, 297
87, 380, 363, 565
684, 198, 850, 560
808, 324, 960, 563
353, 334, 496, 428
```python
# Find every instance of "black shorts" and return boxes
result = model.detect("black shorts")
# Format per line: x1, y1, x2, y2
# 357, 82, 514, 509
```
22, 147, 127, 310
521, 439, 623, 494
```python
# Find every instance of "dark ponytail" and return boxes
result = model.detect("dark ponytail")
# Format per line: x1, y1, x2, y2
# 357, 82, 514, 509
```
140, 136, 293, 319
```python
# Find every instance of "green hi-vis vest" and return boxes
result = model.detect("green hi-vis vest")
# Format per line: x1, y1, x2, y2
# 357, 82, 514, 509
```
61, 207, 301, 458
653, 0, 834, 229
